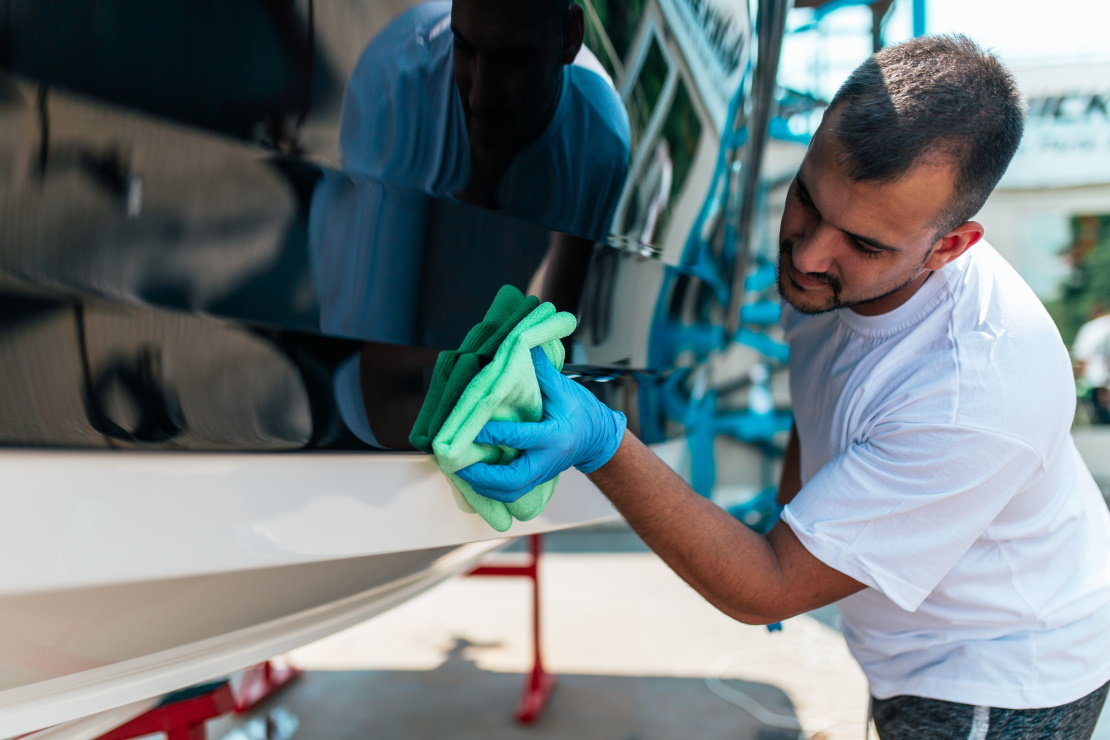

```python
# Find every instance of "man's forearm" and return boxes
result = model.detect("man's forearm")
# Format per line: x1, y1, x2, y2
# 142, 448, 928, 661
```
452, 354, 861, 617
586, 431, 842, 624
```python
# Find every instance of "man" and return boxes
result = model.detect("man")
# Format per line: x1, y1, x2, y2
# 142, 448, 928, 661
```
339, 0, 630, 240
458, 35, 1110, 739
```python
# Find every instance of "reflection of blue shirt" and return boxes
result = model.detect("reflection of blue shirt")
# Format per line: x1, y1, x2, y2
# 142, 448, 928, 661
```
339, 1, 630, 240
309, 172, 429, 345
310, 172, 553, 448
309, 170, 552, 347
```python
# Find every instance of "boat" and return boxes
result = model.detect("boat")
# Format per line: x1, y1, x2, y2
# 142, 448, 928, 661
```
0, 0, 795, 734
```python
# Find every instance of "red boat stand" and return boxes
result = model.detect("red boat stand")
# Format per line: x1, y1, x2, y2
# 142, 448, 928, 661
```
91, 658, 300, 740
233, 658, 301, 714
467, 533, 555, 724
94, 682, 236, 740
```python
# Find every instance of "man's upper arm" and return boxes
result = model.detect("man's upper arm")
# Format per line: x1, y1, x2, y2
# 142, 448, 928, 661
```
769, 425, 863, 618
766, 518, 865, 619
777, 424, 802, 506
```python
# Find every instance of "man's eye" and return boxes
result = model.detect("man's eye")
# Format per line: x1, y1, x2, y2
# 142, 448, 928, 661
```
853, 241, 884, 259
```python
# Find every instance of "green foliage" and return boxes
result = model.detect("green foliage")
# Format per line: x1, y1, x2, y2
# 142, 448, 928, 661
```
582, 0, 648, 78
660, 82, 702, 205
1045, 215, 1110, 346
581, 0, 704, 239
627, 38, 670, 146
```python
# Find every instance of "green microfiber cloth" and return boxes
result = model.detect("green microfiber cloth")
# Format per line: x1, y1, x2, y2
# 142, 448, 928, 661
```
432, 301, 577, 531
409, 285, 539, 452
409, 285, 526, 451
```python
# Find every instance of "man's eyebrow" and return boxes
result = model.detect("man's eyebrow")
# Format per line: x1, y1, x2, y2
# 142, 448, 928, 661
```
849, 232, 902, 253
795, 174, 903, 253
449, 23, 533, 55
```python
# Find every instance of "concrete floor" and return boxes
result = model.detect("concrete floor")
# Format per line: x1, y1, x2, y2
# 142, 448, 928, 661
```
208, 524, 1110, 740
210, 525, 871, 740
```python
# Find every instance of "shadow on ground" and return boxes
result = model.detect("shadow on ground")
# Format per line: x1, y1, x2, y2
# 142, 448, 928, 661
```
217, 637, 803, 740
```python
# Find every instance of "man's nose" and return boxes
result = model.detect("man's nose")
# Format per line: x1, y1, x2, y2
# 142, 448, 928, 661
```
790, 221, 839, 275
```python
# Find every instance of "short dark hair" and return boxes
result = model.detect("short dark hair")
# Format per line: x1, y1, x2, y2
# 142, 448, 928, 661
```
827, 34, 1025, 236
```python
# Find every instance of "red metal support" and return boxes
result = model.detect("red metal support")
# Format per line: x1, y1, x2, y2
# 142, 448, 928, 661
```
88, 658, 299, 740
468, 533, 555, 724
94, 682, 235, 740
233, 657, 301, 713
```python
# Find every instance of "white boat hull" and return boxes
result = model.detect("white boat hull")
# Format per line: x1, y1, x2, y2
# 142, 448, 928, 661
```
0, 451, 617, 737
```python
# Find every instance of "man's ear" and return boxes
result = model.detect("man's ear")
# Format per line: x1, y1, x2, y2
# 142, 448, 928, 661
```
562, 3, 584, 64
924, 221, 984, 270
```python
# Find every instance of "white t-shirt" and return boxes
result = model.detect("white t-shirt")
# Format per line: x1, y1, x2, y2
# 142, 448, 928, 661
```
780, 241, 1110, 709
1072, 314, 1110, 388
339, 1, 630, 241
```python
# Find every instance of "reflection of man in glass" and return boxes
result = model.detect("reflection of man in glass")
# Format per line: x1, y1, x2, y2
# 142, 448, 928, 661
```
340, 0, 630, 240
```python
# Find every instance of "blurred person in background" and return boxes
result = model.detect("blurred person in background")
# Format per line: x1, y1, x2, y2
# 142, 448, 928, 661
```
1072, 307, 1110, 424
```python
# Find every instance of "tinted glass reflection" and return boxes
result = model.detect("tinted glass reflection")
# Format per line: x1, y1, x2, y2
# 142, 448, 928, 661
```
0, 0, 751, 452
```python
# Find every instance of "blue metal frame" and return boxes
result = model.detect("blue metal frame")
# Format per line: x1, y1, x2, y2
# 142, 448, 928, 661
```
646, 1, 793, 537
913, 0, 927, 37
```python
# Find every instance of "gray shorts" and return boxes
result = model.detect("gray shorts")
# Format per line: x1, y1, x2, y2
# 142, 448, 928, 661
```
871, 681, 1109, 740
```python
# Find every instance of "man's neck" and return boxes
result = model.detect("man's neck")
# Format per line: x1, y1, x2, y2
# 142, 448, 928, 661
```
850, 270, 934, 317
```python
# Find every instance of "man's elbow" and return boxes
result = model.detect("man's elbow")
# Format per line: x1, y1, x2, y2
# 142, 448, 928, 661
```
719, 602, 799, 627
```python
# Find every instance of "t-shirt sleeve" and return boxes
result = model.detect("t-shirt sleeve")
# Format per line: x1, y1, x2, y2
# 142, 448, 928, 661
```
780, 421, 1044, 611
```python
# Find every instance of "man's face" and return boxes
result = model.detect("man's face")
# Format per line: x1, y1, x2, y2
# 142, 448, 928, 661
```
777, 119, 960, 316
451, 0, 567, 169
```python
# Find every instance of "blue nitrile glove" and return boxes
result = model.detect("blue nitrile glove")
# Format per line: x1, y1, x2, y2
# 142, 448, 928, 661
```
455, 346, 627, 503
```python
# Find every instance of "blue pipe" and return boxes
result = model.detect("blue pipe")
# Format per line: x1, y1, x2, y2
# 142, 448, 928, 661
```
912, 0, 926, 37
